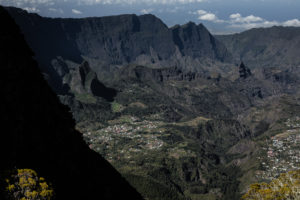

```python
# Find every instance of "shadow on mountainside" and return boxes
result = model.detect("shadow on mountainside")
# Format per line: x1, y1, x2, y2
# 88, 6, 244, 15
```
0, 6, 143, 200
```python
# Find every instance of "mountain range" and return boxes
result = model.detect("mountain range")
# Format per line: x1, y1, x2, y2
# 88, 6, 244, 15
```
6, 6, 233, 94
2, 6, 300, 200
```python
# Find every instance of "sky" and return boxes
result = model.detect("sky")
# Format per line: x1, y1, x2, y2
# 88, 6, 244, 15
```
1, 0, 300, 34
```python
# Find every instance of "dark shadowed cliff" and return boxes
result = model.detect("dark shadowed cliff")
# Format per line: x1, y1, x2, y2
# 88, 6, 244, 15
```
0, 6, 143, 200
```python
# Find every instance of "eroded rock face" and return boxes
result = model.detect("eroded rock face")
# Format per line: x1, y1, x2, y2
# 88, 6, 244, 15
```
68, 61, 117, 101
0, 6, 143, 200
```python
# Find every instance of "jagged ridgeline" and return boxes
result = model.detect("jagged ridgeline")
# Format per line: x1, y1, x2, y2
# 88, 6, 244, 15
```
0, 6, 143, 200
5, 6, 233, 94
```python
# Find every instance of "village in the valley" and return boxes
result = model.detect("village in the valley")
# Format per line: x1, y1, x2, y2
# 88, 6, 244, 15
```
82, 116, 165, 161
256, 118, 300, 180
82, 113, 300, 180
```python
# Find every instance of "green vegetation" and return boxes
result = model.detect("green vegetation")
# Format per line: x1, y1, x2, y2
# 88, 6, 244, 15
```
61, 63, 300, 200
1, 169, 54, 200
74, 92, 97, 104
111, 101, 125, 113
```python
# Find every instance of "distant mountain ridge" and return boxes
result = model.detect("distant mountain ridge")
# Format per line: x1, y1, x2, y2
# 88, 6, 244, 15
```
5, 6, 232, 93
216, 26, 300, 69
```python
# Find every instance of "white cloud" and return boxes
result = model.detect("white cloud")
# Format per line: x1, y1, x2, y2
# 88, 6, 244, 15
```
228, 13, 280, 29
195, 9, 224, 23
140, 8, 153, 14
262, 20, 279, 27
230, 13, 263, 23
72, 9, 82, 14
199, 13, 217, 21
193, 10, 300, 30
243, 15, 263, 23
196, 9, 207, 15
227, 13, 300, 29
189, 9, 208, 15
229, 18, 300, 29
229, 13, 241, 19
23, 7, 40, 12
228, 20, 280, 30
49, 7, 64, 14
283, 19, 300, 27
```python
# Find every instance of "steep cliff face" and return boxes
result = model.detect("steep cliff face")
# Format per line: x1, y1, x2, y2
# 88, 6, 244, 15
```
66, 61, 117, 101
0, 6, 143, 200
6, 7, 232, 93
171, 22, 232, 62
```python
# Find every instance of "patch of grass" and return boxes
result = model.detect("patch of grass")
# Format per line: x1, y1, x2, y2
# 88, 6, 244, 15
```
74, 92, 97, 104
175, 116, 210, 128
111, 101, 125, 113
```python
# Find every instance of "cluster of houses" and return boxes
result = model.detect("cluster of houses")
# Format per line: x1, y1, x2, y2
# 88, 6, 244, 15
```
256, 123, 300, 180
285, 117, 300, 128
82, 117, 165, 162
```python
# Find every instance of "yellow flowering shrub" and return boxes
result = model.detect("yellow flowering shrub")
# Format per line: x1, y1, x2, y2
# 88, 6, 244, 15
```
242, 170, 300, 200
1, 168, 54, 200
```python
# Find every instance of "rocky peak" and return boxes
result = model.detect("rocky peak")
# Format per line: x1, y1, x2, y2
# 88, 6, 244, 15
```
79, 61, 92, 85
171, 21, 232, 62
239, 62, 252, 79
68, 60, 117, 101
